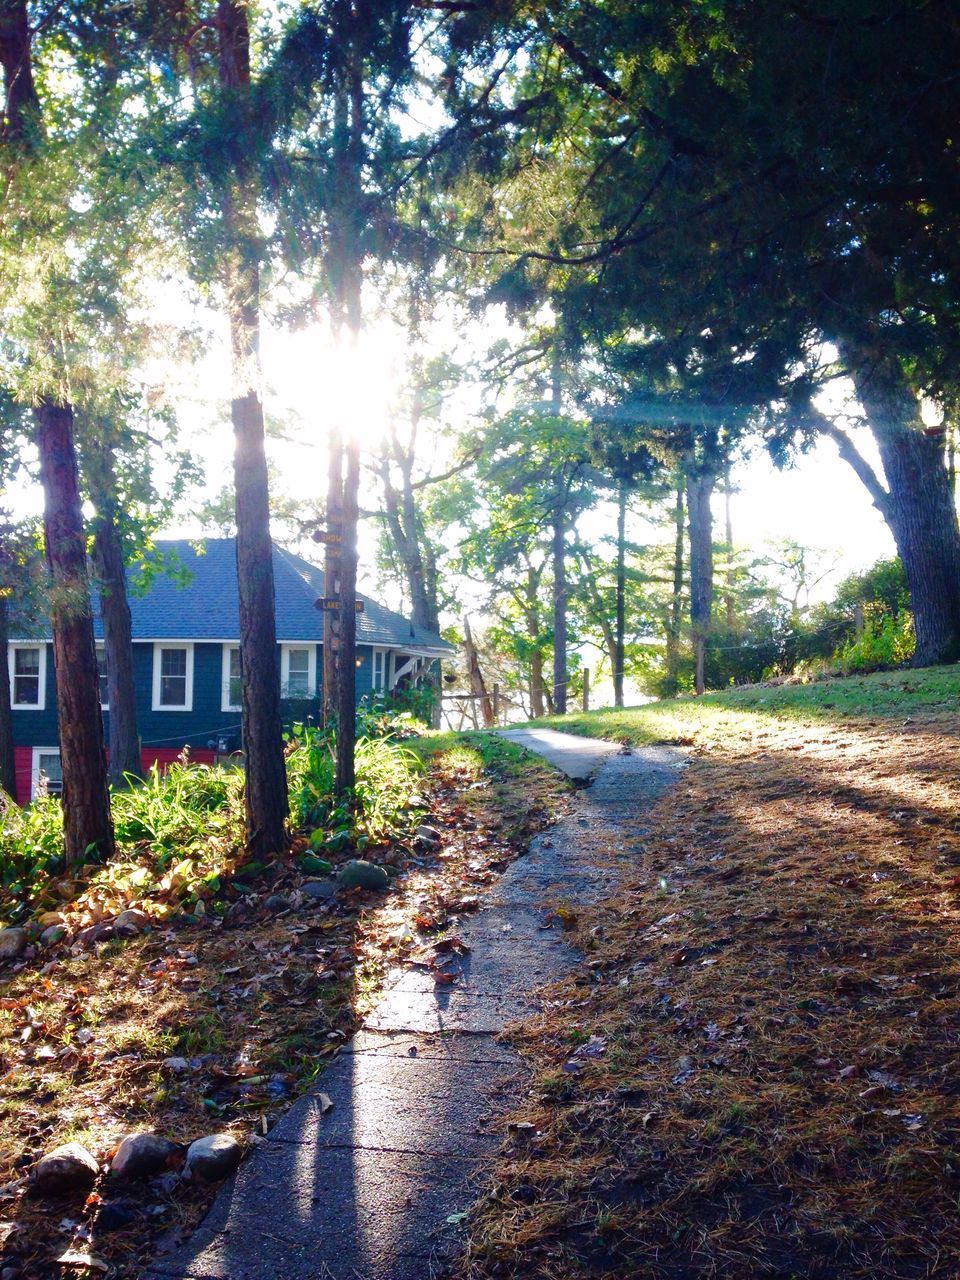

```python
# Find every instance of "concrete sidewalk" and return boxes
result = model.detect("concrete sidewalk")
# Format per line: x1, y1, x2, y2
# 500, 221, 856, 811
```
497, 726, 623, 784
149, 734, 682, 1280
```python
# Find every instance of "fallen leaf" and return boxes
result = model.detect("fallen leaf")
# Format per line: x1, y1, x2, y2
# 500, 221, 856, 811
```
55, 1250, 108, 1272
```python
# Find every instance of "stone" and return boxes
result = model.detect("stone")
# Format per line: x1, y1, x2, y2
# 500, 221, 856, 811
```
162, 1056, 190, 1073
40, 925, 66, 947
76, 922, 114, 948
114, 909, 150, 936
264, 893, 291, 913
301, 880, 336, 902
184, 1133, 242, 1182
110, 1133, 182, 1180
416, 824, 442, 843
30, 1142, 99, 1197
37, 911, 64, 928
0, 927, 26, 961
336, 860, 390, 892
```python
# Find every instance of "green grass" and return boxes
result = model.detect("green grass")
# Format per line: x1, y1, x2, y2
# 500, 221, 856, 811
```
523, 664, 960, 745
408, 729, 540, 776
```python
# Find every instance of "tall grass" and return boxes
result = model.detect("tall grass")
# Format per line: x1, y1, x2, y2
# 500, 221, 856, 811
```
0, 729, 426, 922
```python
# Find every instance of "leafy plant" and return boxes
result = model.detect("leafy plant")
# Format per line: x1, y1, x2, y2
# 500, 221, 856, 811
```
833, 614, 915, 674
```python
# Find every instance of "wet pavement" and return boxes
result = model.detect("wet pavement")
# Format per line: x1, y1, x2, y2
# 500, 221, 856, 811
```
149, 733, 682, 1280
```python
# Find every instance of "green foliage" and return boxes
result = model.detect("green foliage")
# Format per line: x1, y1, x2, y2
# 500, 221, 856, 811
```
286, 724, 424, 845
356, 695, 430, 740
0, 791, 66, 909
833, 615, 915, 675
110, 759, 243, 851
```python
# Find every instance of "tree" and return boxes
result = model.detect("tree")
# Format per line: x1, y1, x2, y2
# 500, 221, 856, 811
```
0, 3, 113, 860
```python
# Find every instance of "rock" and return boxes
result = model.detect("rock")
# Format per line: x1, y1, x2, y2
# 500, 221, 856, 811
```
264, 893, 291, 913
110, 1133, 182, 1180
416, 824, 442, 843
184, 1134, 242, 1182
30, 1142, 99, 1197
37, 910, 64, 928
114, 909, 150, 936
224, 899, 252, 927
0, 927, 26, 961
40, 925, 67, 947
76, 922, 114, 948
301, 880, 336, 902
162, 1056, 190, 1074
336, 860, 390, 892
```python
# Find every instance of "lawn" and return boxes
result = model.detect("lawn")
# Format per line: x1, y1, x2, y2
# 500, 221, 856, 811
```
461, 665, 960, 1279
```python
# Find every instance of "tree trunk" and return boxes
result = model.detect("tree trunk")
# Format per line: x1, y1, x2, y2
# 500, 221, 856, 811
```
524, 564, 545, 718
686, 464, 715, 696
552, 500, 568, 714
665, 480, 685, 693
614, 477, 627, 708
85, 441, 141, 786
381, 449, 439, 633
840, 337, 960, 666
0, 595, 15, 799
723, 460, 736, 630
35, 403, 114, 861
219, 0, 288, 856
463, 615, 494, 727
335, 437, 360, 795
323, 428, 343, 727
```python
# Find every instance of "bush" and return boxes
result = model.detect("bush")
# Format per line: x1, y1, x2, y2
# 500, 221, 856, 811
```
833, 614, 915, 674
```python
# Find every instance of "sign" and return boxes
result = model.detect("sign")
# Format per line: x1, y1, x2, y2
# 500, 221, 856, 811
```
315, 598, 365, 613
312, 530, 343, 545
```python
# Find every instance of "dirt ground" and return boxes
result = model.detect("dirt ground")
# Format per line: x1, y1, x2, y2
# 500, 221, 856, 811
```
461, 705, 960, 1279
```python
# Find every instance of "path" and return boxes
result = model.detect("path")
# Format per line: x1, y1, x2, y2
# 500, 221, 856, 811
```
150, 734, 682, 1280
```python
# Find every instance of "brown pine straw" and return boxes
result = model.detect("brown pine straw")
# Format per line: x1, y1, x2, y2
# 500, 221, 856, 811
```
459, 710, 960, 1279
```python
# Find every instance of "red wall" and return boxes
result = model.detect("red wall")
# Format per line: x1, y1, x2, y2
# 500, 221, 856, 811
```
13, 745, 218, 807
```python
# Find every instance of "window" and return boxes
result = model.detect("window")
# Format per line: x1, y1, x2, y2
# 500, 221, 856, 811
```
281, 645, 316, 698
96, 644, 108, 709
152, 644, 194, 711
222, 644, 242, 712
31, 747, 61, 798
10, 645, 45, 710
372, 648, 387, 692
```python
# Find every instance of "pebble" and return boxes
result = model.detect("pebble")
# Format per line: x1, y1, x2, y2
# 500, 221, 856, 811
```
111, 1133, 182, 1180
184, 1133, 243, 1182
336, 859, 390, 891
96, 1200, 138, 1231
162, 1056, 190, 1073
264, 893, 291, 913
0, 927, 26, 960
30, 1142, 99, 1197
40, 925, 66, 947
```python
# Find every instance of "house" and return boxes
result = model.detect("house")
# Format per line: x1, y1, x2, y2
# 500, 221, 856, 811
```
8, 538, 453, 804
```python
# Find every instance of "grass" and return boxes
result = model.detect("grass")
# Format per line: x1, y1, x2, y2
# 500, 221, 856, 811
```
0, 730, 567, 1279
459, 663, 960, 1280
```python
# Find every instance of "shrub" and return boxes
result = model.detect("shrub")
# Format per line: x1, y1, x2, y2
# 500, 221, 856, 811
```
833, 614, 915, 674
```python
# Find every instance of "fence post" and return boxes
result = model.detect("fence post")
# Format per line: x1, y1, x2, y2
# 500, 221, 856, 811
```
493, 683, 500, 724
582, 668, 590, 713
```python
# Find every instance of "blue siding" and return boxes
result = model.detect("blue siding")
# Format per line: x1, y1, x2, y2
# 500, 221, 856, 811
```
13, 641, 381, 753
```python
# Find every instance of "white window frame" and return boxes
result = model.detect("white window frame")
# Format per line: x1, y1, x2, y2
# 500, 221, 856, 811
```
9, 643, 46, 711
281, 643, 316, 698
372, 647, 387, 693
95, 643, 108, 710
31, 746, 61, 799
151, 642, 194, 712
221, 643, 242, 712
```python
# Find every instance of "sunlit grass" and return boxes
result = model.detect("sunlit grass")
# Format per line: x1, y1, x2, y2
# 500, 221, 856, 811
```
524, 664, 960, 746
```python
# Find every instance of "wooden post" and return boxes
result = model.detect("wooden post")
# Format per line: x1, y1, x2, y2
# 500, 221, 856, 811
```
854, 603, 865, 635
582, 667, 590, 713
493, 683, 500, 724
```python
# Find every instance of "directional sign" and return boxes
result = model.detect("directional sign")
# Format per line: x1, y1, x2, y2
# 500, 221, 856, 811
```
315, 598, 364, 612
312, 530, 343, 545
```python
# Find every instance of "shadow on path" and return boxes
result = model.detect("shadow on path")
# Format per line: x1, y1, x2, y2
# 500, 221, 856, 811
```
148, 736, 683, 1280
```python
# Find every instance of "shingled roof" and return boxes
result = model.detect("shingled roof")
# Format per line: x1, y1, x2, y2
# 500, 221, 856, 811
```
88, 539, 453, 653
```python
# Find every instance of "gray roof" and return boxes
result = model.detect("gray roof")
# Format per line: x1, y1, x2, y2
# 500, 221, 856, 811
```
89, 539, 453, 653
